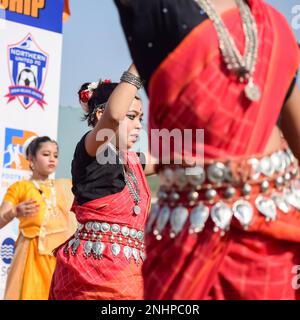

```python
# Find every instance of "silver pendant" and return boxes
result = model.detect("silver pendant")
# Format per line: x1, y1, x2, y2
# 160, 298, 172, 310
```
232, 199, 253, 229
101, 223, 110, 233
140, 251, 146, 262
64, 238, 76, 254
284, 151, 291, 168
169, 192, 180, 205
111, 224, 121, 234
71, 238, 80, 256
161, 168, 175, 188
169, 206, 189, 238
224, 186, 236, 199
187, 166, 206, 186
260, 156, 274, 177
111, 243, 121, 257
153, 206, 171, 240
132, 248, 140, 263
255, 196, 277, 221
270, 152, 282, 173
245, 79, 261, 102
92, 241, 105, 259
278, 151, 287, 173
157, 190, 168, 201
91, 222, 101, 232
77, 223, 84, 231
205, 188, 217, 201
211, 202, 233, 234
275, 176, 284, 188
121, 226, 130, 237
133, 205, 141, 215
248, 158, 261, 180
146, 203, 160, 233
286, 149, 296, 164
129, 228, 138, 239
189, 204, 210, 234
85, 221, 93, 232
242, 183, 252, 196
272, 193, 290, 214
137, 231, 144, 242
187, 190, 199, 206
284, 189, 300, 210
207, 162, 226, 184
83, 241, 93, 258
124, 246, 132, 261
174, 168, 188, 189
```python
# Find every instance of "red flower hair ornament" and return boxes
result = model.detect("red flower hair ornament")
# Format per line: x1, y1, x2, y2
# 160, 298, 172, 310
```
79, 79, 112, 112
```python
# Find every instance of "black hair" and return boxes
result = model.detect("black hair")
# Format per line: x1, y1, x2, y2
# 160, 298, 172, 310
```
78, 81, 118, 127
26, 136, 58, 159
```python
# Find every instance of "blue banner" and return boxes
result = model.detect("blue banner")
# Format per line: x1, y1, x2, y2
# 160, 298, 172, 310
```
0, 0, 64, 33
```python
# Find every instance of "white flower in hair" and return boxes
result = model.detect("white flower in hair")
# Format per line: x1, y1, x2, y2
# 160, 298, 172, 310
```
79, 80, 100, 113
22, 135, 38, 158
87, 81, 99, 93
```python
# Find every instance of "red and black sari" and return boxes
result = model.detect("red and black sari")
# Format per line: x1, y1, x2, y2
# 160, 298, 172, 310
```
49, 152, 151, 300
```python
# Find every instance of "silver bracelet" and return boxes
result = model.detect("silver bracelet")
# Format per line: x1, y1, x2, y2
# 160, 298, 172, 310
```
120, 71, 143, 90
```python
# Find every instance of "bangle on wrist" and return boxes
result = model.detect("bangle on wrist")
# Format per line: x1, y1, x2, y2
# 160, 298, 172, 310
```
120, 71, 144, 90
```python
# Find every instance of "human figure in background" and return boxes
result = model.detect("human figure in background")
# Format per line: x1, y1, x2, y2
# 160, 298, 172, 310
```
0, 136, 77, 300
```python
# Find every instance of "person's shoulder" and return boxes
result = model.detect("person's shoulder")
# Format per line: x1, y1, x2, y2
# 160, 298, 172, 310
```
75, 131, 90, 152
73, 131, 95, 161
8, 180, 30, 189
5, 180, 31, 198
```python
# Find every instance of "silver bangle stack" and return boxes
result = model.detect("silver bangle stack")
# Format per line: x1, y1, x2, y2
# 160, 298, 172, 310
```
120, 71, 143, 90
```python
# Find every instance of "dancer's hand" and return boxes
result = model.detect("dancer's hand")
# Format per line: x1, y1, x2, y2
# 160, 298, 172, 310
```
15, 200, 39, 218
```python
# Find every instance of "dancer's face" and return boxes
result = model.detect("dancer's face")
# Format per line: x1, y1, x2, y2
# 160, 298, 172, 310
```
118, 98, 143, 150
30, 142, 58, 177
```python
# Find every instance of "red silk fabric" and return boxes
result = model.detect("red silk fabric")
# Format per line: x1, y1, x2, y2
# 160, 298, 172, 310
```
144, 1, 300, 300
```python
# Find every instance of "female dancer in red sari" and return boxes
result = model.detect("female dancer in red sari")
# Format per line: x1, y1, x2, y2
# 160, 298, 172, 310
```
49, 64, 151, 300
115, 0, 300, 299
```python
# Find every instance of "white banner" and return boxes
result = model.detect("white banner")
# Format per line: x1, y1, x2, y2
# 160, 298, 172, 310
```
0, 0, 64, 299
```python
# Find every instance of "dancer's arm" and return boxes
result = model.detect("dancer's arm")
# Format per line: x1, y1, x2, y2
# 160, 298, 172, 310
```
85, 64, 141, 156
0, 202, 15, 229
281, 85, 300, 162
0, 199, 39, 229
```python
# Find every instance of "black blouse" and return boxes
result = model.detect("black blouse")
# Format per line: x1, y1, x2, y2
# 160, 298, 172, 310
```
114, 0, 297, 101
71, 132, 145, 205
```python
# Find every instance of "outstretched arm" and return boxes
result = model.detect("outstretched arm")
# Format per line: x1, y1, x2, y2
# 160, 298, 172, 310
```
85, 64, 141, 156
0, 202, 15, 229
0, 200, 39, 229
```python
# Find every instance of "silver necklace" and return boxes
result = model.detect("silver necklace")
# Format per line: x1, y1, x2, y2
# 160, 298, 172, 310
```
108, 143, 141, 215
195, 0, 261, 101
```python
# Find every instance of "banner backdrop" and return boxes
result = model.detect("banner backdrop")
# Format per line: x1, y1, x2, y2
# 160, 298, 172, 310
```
0, 0, 64, 299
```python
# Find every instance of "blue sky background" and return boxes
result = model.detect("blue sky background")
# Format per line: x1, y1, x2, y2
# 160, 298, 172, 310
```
56, 0, 300, 177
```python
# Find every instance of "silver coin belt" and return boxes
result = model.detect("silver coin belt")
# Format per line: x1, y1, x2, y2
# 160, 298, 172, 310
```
64, 221, 146, 263
147, 148, 300, 238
